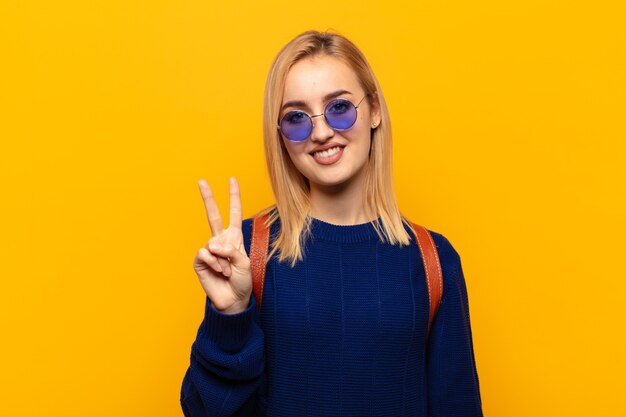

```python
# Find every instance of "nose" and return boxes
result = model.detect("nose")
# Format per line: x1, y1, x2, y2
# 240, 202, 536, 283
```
309, 114, 335, 143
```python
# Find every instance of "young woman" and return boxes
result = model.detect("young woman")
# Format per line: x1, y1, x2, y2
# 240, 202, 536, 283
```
180, 30, 483, 417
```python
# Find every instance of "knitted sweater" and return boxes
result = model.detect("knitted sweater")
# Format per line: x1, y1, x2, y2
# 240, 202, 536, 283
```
180, 216, 483, 417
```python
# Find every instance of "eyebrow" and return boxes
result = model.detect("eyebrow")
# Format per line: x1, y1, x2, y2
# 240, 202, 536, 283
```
280, 89, 353, 113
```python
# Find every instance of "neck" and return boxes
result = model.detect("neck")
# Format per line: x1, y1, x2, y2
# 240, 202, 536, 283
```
308, 167, 376, 225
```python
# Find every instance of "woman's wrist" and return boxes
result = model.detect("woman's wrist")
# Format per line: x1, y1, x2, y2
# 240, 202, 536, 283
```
217, 298, 251, 315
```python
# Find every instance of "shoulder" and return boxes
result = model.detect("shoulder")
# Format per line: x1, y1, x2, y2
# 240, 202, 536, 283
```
427, 229, 461, 272
241, 215, 281, 257
242, 218, 254, 256
425, 228, 470, 300
405, 222, 464, 291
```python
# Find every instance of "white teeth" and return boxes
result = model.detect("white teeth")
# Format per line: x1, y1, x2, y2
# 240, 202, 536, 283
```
313, 147, 341, 158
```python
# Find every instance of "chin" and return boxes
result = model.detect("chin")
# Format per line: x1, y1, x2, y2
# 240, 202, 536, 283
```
308, 173, 355, 189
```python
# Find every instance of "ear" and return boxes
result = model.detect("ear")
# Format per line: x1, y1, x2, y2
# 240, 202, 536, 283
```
369, 93, 382, 128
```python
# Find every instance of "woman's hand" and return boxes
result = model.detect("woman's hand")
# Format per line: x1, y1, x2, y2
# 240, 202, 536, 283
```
193, 177, 252, 315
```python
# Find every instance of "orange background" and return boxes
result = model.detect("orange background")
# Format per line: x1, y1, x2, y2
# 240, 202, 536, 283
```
1, 1, 625, 416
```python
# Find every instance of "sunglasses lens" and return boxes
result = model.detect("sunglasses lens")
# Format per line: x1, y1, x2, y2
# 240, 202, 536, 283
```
325, 99, 357, 130
280, 111, 312, 142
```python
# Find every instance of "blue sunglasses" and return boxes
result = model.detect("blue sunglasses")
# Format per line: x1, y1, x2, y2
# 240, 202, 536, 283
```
278, 95, 368, 142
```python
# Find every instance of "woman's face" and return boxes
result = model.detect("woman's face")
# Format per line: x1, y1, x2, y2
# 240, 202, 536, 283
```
279, 55, 380, 192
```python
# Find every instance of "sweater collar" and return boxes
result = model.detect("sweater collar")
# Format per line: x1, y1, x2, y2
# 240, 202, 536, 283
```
307, 216, 383, 243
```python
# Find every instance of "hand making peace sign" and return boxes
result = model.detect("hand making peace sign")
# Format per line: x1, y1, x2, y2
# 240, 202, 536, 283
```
193, 177, 252, 315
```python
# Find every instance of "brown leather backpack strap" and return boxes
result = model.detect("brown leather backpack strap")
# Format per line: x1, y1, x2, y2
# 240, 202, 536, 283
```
250, 213, 270, 307
411, 223, 443, 337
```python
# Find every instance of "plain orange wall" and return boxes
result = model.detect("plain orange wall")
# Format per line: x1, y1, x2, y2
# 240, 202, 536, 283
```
1, 1, 625, 416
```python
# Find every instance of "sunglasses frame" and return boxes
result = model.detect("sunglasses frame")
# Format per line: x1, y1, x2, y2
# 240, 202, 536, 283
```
278, 94, 369, 142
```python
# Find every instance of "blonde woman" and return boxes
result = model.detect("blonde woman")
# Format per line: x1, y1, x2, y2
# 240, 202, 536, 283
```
181, 30, 483, 417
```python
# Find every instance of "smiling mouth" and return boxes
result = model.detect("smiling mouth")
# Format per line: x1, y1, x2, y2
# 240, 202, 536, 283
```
310, 146, 345, 165
311, 146, 343, 158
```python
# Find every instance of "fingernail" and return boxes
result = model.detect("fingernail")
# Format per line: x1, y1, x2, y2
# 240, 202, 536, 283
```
209, 242, 221, 250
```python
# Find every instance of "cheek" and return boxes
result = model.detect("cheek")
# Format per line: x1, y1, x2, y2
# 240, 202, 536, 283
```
280, 137, 295, 158
281, 140, 307, 166
347, 121, 372, 149
353, 111, 372, 138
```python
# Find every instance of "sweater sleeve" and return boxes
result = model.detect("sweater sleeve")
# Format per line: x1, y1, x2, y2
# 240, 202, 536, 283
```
426, 234, 483, 417
180, 295, 265, 417
180, 218, 266, 417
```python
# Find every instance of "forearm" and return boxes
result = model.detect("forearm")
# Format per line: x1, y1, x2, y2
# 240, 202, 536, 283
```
427, 238, 483, 417
180, 296, 265, 417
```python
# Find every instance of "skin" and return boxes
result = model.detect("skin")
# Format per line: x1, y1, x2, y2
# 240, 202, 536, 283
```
194, 55, 381, 314
280, 55, 381, 225
194, 177, 251, 315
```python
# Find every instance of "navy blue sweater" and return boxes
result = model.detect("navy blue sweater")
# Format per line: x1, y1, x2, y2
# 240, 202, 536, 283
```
181, 217, 483, 416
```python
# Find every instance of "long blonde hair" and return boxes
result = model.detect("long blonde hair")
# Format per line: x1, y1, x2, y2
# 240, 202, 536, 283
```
259, 30, 414, 267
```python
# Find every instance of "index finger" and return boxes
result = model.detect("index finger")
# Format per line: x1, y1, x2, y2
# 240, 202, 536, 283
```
229, 177, 242, 229
198, 179, 224, 235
